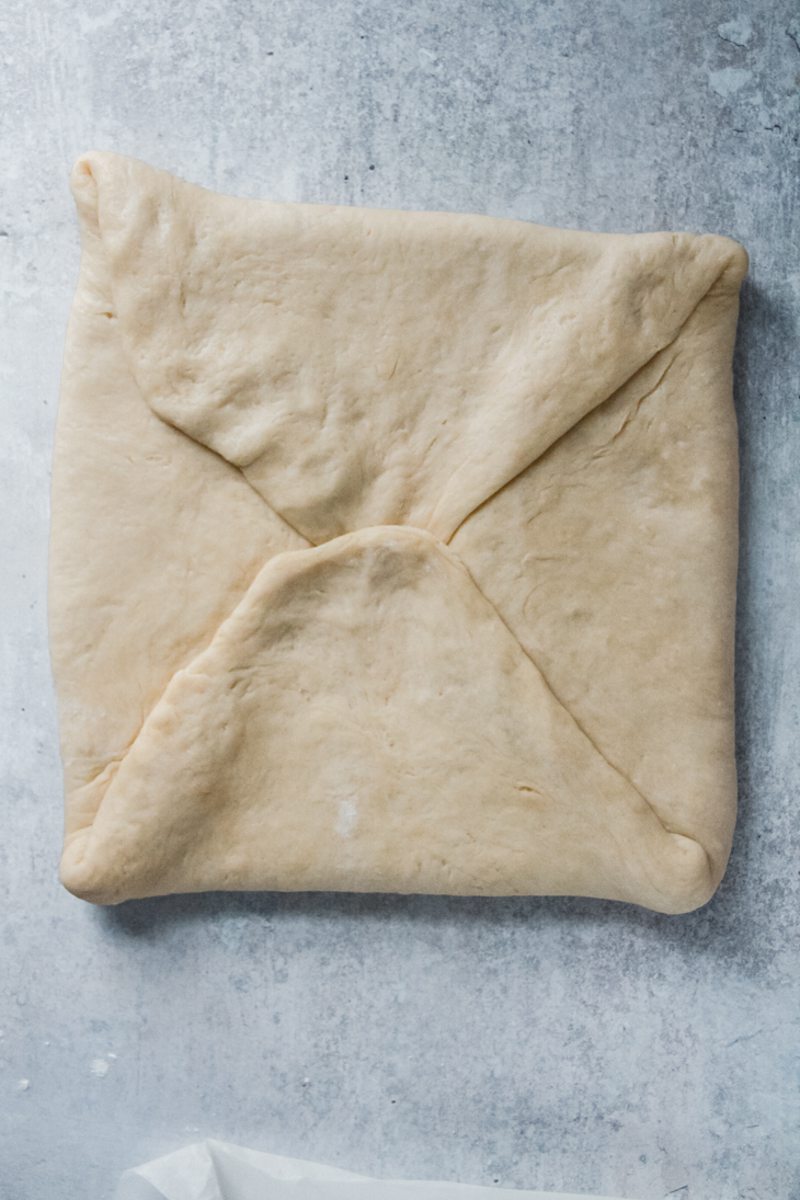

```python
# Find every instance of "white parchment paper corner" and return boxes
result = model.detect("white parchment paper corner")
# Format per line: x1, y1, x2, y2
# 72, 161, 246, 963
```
113, 1142, 628, 1200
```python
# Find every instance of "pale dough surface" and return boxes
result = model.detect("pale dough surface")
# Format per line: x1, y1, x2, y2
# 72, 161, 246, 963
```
50, 152, 747, 912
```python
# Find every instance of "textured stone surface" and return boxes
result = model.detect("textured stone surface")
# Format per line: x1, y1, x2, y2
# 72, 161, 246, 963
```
1, 2, 798, 1198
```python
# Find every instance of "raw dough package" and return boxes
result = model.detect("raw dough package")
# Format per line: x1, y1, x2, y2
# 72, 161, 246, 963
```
50, 152, 747, 912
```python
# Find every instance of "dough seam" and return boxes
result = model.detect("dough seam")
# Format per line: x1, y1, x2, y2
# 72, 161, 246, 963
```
448, 546, 715, 873
441, 262, 734, 546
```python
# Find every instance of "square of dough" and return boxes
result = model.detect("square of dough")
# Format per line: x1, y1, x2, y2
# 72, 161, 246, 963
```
50, 152, 747, 912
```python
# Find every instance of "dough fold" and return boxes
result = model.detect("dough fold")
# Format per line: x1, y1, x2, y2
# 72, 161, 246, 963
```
50, 152, 747, 911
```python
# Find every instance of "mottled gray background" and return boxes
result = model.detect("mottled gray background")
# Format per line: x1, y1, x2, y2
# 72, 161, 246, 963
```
1, 2, 798, 1198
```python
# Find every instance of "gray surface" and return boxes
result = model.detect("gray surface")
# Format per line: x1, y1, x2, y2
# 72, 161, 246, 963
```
1, 2, 798, 1198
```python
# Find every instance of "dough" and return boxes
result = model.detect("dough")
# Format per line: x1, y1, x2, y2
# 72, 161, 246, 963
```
50, 151, 747, 911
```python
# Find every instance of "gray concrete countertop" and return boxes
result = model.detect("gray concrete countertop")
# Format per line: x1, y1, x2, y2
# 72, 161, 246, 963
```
1, 3, 798, 1198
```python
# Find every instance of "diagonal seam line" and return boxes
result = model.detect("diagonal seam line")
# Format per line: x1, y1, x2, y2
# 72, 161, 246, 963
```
93, 231, 313, 551
237, 465, 315, 546
448, 547, 711, 866
66, 383, 311, 844
150, 408, 314, 548
443, 261, 733, 545
66, 542, 282, 844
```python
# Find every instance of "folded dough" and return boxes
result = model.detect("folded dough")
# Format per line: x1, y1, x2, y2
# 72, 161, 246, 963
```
50, 152, 747, 911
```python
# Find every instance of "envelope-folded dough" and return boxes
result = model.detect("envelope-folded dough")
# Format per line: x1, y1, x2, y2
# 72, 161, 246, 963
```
50, 151, 747, 912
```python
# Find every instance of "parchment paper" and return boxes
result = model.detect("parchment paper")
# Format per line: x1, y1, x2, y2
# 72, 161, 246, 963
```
113, 1142, 629, 1200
